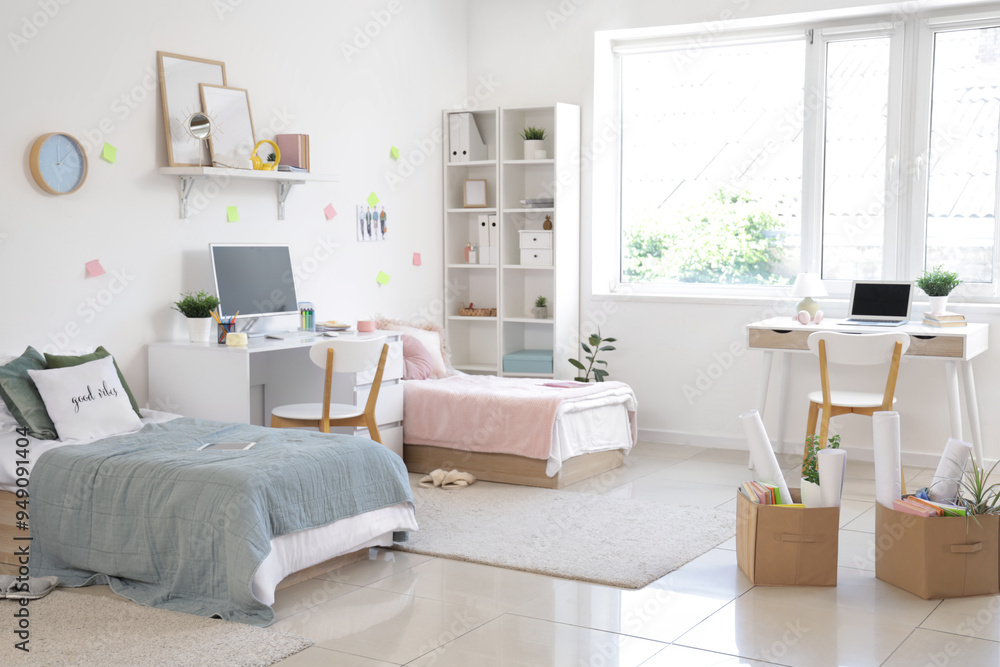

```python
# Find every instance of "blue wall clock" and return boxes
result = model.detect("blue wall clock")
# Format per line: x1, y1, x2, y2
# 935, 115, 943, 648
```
29, 133, 88, 195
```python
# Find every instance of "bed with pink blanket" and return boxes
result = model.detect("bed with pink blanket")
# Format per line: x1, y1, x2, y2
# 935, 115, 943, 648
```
402, 375, 637, 488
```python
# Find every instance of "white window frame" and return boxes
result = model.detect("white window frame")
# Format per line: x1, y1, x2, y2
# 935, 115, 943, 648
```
594, 6, 1000, 302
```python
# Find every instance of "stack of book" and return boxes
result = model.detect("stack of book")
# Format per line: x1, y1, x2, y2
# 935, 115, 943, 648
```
740, 481, 786, 505
922, 311, 966, 327
275, 133, 310, 171
892, 496, 967, 516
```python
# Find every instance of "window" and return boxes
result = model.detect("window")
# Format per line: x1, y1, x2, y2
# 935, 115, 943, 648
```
604, 10, 1000, 298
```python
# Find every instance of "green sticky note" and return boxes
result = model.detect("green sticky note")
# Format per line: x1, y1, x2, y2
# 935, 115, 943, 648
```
227, 206, 239, 222
367, 192, 380, 207
376, 270, 390, 285
102, 142, 117, 163
390, 146, 400, 160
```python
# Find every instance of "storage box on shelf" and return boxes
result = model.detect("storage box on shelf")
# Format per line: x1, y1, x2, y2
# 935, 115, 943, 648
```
443, 104, 579, 378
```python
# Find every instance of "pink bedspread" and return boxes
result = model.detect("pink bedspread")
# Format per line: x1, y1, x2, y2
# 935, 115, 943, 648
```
403, 375, 634, 460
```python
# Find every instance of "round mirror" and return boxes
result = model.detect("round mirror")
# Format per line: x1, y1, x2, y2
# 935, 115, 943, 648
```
187, 113, 213, 140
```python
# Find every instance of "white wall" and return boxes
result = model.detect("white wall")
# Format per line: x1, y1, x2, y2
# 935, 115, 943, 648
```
0, 0, 467, 407
466, 0, 1000, 463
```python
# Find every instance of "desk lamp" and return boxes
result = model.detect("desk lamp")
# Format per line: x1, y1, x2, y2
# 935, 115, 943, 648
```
792, 273, 827, 322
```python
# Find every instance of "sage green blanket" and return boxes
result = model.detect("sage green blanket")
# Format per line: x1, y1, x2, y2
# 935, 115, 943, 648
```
31, 418, 412, 626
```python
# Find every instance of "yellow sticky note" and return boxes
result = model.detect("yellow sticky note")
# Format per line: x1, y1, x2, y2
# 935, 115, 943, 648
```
390, 146, 400, 161
102, 143, 117, 163
367, 192, 380, 207
376, 270, 390, 285
227, 206, 239, 222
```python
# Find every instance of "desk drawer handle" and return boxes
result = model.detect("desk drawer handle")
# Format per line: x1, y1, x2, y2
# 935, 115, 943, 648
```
913, 335, 936, 340
773, 329, 792, 335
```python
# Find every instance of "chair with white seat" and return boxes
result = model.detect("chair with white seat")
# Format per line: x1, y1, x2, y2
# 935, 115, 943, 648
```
270, 337, 389, 443
805, 330, 910, 462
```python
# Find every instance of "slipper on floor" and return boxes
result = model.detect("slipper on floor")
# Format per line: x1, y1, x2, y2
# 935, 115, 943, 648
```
419, 469, 447, 488
441, 470, 476, 489
9, 576, 58, 600
0, 575, 14, 598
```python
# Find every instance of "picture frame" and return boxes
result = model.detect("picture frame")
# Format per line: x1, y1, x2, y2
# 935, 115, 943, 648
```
463, 179, 488, 208
157, 51, 227, 167
199, 84, 256, 170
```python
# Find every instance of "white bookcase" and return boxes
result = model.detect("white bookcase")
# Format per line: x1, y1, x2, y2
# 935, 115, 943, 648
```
442, 104, 580, 379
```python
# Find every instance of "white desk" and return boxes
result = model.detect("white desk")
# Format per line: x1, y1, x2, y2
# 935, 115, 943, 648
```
147, 332, 405, 456
747, 318, 989, 463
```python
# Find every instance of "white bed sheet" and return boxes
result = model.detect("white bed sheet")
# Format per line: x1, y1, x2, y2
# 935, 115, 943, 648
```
548, 394, 635, 476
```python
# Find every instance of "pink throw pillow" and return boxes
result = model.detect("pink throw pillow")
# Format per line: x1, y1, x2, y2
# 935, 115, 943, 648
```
401, 335, 435, 380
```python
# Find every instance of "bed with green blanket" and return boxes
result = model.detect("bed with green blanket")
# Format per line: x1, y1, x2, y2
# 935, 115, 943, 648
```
29, 417, 415, 626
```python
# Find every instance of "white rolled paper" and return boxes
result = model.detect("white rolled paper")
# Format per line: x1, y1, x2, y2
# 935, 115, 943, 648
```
928, 438, 973, 502
873, 411, 902, 509
739, 409, 792, 504
817, 448, 847, 507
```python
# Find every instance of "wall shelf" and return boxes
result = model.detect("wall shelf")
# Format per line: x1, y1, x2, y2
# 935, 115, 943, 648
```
159, 166, 337, 220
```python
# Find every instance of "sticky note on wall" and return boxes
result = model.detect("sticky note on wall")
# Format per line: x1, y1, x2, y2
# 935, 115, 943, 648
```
412, 252, 421, 266
367, 192, 380, 207
227, 206, 239, 222
376, 270, 390, 285
102, 143, 117, 163
85, 259, 106, 277
324, 203, 337, 220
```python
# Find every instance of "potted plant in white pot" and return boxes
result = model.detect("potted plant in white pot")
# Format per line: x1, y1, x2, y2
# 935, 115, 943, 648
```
801, 433, 839, 507
173, 291, 220, 343
916, 265, 961, 316
533, 295, 548, 319
520, 126, 546, 160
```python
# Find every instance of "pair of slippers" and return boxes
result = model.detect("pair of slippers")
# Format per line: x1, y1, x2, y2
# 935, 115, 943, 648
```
419, 469, 476, 489
0, 575, 58, 600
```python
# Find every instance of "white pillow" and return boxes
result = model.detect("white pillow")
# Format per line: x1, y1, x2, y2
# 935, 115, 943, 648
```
385, 325, 448, 378
27, 356, 142, 441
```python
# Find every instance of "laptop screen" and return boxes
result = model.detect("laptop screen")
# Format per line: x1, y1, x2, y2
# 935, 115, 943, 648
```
851, 282, 912, 318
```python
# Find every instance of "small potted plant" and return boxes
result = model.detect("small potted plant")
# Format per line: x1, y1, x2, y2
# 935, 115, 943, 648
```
801, 433, 840, 508
521, 126, 546, 160
173, 291, 220, 343
916, 265, 961, 316
533, 295, 548, 319
569, 330, 616, 382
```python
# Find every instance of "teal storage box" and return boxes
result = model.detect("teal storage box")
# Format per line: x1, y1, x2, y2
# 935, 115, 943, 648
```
502, 349, 553, 373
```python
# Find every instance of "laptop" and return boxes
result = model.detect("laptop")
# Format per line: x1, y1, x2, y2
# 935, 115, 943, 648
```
839, 281, 913, 327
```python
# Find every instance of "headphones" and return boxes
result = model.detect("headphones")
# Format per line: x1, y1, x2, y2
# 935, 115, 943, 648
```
796, 310, 824, 324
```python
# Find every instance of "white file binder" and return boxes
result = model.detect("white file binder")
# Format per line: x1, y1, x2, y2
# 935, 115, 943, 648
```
488, 214, 499, 247
478, 214, 490, 248
448, 112, 487, 163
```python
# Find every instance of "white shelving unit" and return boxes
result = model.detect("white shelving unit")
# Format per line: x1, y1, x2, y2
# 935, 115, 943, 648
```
159, 166, 337, 220
442, 104, 580, 379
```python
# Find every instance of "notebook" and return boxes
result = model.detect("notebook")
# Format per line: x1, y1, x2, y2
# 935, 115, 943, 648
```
839, 281, 913, 326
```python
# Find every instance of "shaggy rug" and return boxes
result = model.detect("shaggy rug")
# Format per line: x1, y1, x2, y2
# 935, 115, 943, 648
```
394, 478, 736, 589
0, 590, 311, 666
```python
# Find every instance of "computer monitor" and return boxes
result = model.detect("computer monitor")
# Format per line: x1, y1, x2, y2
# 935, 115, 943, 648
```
209, 244, 298, 320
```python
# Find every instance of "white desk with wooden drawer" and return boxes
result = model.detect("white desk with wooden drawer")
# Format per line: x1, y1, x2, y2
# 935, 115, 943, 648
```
747, 318, 989, 463
148, 332, 405, 457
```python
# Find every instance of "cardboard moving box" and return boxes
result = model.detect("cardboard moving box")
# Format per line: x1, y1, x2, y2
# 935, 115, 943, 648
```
736, 488, 840, 586
874, 502, 999, 599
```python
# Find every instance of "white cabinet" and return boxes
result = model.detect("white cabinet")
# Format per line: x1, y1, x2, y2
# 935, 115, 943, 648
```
442, 104, 580, 379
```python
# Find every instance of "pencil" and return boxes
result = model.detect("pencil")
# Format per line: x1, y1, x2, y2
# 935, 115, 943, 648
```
211, 310, 222, 325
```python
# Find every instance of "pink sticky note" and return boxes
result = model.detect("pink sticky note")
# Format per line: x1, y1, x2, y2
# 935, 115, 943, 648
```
85, 260, 106, 277
412, 252, 422, 266
324, 203, 337, 220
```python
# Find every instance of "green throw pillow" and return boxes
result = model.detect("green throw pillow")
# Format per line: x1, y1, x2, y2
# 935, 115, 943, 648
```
44, 347, 142, 418
0, 346, 58, 440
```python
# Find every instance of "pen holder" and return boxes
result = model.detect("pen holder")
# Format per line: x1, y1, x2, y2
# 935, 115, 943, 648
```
300, 308, 315, 332
218, 322, 235, 344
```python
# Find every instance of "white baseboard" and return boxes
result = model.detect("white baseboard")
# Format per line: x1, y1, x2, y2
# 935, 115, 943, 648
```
636, 427, 981, 468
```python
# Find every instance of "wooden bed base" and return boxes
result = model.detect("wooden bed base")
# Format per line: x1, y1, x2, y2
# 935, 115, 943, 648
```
0, 489, 376, 586
403, 444, 624, 489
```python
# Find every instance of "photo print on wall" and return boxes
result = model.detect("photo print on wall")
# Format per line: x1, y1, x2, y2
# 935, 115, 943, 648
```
357, 204, 389, 242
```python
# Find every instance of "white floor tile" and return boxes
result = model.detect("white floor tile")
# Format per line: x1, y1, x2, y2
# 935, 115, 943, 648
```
881, 628, 1000, 666
639, 644, 791, 666
920, 595, 1000, 642
405, 614, 666, 667
318, 548, 434, 587
275, 646, 399, 666
272, 578, 360, 621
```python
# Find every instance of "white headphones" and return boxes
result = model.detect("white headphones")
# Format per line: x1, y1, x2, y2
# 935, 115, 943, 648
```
796, 310, 824, 324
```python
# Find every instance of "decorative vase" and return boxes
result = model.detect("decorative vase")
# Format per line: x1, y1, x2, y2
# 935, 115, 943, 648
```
928, 295, 949, 316
523, 140, 544, 160
800, 479, 823, 508
187, 317, 213, 343
533, 306, 548, 319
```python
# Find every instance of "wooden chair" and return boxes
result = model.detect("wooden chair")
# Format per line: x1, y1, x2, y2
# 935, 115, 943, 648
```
805, 330, 910, 462
270, 337, 389, 443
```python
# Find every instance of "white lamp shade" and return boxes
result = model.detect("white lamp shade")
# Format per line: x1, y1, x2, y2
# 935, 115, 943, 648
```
792, 273, 827, 298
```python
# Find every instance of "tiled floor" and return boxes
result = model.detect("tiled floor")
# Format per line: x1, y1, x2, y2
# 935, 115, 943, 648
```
71, 442, 1000, 665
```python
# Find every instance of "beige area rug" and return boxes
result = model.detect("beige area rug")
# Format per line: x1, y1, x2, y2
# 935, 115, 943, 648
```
394, 477, 736, 589
0, 590, 311, 667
